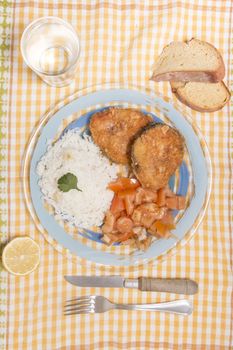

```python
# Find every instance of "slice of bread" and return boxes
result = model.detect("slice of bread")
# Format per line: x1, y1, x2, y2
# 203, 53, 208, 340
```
171, 81, 231, 112
151, 39, 225, 83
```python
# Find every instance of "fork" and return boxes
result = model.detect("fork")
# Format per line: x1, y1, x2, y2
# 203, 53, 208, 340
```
64, 295, 192, 316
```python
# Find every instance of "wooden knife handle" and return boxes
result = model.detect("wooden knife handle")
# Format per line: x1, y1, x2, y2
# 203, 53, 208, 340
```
138, 278, 198, 295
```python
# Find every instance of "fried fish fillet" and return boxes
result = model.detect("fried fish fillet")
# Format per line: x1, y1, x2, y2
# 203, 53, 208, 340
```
131, 123, 184, 190
89, 107, 152, 164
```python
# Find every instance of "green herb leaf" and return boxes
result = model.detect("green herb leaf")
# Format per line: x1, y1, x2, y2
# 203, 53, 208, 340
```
57, 173, 82, 192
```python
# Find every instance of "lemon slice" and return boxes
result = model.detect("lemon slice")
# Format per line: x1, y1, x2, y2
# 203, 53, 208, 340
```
2, 237, 40, 276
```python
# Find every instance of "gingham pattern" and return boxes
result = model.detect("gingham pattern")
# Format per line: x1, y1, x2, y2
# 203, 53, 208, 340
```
1, 0, 232, 349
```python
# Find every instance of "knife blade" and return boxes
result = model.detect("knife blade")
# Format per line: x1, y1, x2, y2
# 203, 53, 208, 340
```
64, 275, 198, 295
65, 275, 126, 288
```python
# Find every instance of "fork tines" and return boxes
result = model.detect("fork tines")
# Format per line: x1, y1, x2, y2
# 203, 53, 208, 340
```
64, 295, 95, 315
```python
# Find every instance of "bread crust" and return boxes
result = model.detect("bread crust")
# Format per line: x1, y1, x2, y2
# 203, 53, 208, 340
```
151, 38, 225, 83
171, 81, 231, 112
151, 68, 225, 83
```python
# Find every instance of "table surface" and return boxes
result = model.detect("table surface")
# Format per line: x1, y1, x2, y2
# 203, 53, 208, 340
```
0, 1, 232, 349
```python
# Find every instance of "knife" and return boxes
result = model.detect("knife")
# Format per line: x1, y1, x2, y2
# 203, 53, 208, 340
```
64, 275, 198, 295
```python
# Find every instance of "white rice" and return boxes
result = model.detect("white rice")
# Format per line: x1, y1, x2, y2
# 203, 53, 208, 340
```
36, 129, 118, 228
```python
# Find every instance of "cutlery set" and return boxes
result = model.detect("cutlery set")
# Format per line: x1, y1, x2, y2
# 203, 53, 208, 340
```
64, 275, 198, 316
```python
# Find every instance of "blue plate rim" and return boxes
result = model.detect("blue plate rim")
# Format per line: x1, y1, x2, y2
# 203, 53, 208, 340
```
22, 83, 212, 267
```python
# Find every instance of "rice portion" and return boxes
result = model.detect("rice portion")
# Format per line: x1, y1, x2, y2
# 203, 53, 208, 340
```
36, 129, 118, 228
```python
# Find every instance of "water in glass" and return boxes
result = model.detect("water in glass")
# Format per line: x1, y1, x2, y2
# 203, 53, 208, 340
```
21, 17, 80, 87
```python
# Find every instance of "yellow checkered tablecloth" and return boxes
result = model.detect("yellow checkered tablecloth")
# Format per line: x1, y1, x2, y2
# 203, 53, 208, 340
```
0, 1, 232, 349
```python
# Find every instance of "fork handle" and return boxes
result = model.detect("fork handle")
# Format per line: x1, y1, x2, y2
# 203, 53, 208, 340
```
137, 277, 198, 295
115, 299, 192, 315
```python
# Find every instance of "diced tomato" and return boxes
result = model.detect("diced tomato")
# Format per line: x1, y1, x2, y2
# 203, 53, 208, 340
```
155, 220, 175, 234
131, 203, 167, 228
124, 193, 135, 216
134, 187, 157, 206
143, 189, 158, 203
134, 187, 144, 206
131, 208, 142, 225
157, 187, 166, 207
139, 205, 166, 228
120, 210, 127, 217
160, 210, 175, 225
102, 211, 116, 234
102, 234, 112, 244
118, 231, 134, 242
165, 197, 177, 209
115, 231, 134, 243
108, 177, 140, 193
110, 194, 125, 215
166, 196, 186, 210
164, 185, 176, 198
118, 188, 136, 197
141, 213, 159, 229
116, 217, 133, 234
150, 220, 175, 238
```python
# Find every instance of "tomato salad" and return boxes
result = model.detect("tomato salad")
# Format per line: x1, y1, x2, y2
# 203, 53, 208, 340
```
102, 177, 186, 250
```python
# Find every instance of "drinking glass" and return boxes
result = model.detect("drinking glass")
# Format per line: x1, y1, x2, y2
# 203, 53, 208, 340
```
21, 17, 80, 87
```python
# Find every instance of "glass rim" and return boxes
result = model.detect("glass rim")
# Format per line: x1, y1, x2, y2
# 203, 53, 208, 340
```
20, 16, 81, 77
